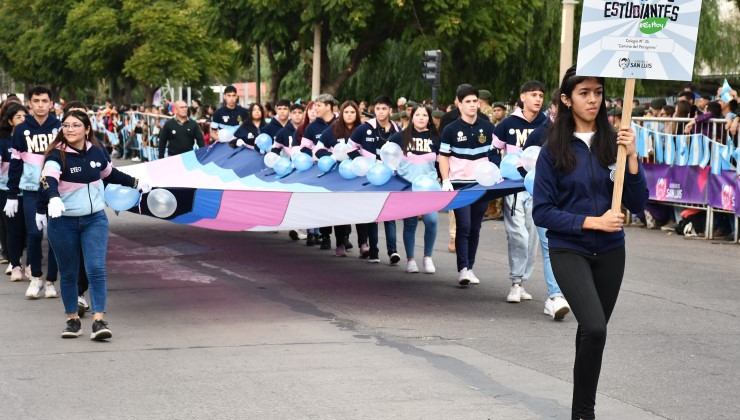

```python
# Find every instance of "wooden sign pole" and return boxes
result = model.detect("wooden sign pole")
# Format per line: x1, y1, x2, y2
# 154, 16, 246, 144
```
611, 78, 636, 213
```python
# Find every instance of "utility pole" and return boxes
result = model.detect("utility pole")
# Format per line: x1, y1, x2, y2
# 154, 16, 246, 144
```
256, 43, 261, 104
560, 0, 579, 83
311, 24, 321, 99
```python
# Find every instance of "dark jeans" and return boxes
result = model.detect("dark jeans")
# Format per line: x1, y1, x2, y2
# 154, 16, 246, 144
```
21, 191, 57, 280
550, 246, 625, 420
453, 198, 490, 271
320, 225, 351, 246
48, 211, 109, 314
0, 190, 7, 259
3, 194, 26, 268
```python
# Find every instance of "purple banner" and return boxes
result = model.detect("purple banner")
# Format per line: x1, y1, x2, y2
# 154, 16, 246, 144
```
707, 170, 740, 216
643, 164, 708, 205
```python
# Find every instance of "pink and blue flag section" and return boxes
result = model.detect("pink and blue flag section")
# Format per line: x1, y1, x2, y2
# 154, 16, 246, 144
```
119, 143, 524, 231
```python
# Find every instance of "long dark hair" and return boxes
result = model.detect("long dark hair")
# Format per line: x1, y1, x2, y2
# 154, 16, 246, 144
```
331, 101, 360, 139
545, 65, 616, 173
247, 103, 265, 128
0, 103, 29, 138
45, 110, 100, 170
402, 106, 438, 155
296, 101, 314, 141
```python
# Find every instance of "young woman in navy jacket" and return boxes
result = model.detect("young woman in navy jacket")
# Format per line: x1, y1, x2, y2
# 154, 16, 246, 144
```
532, 66, 648, 420
36, 110, 150, 341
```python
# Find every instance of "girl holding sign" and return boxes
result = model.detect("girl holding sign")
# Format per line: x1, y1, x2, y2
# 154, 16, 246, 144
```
532, 66, 648, 420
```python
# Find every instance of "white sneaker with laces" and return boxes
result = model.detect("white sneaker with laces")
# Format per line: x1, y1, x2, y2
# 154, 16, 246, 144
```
24, 265, 31, 280
10, 266, 23, 282
44, 281, 58, 298
519, 285, 532, 300
468, 270, 480, 284
422, 257, 435, 274
458, 268, 471, 286
544, 296, 570, 320
406, 260, 419, 273
26, 277, 43, 299
507, 284, 523, 303
296, 229, 308, 240
5, 263, 11, 275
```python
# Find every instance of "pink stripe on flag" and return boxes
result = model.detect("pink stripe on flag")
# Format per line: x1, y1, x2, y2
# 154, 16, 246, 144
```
192, 191, 292, 231
375, 191, 456, 222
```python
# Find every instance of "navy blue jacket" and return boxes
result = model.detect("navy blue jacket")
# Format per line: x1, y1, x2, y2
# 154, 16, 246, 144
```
8, 114, 61, 197
300, 117, 333, 155
262, 118, 286, 139
211, 105, 248, 130
271, 123, 298, 155
230, 120, 266, 148
523, 118, 551, 149
532, 139, 648, 255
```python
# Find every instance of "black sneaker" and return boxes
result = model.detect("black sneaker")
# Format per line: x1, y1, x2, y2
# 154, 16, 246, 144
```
306, 233, 316, 246
320, 236, 331, 250
289, 230, 300, 241
62, 318, 82, 338
344, 237, 353, 250
91, 319, 112, 341
368, 249, 380, 263
389, 252, 401, 265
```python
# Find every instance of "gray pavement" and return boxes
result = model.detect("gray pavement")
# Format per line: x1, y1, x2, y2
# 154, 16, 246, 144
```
0, 205, 738, 419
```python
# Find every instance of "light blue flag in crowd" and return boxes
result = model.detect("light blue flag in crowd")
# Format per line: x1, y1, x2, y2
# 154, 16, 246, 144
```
721, 138, 735, 171
699, 135, 712, 168
711, 141, 724, 175
687, 134, 702, 166
734, 148, 740, 175
676, 135, 689, 166
654, 132, 664, 164
664, 134, 676, 165
636, 125, 649, 158
721, 79, 733, 103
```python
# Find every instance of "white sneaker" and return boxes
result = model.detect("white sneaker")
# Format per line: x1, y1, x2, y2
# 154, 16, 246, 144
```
544, 296, 570, 320
468, 270, 480, 284
24, 265, 31, 280
422, 257, 435, 274
5, 263, 11, 275
507, 284, 523, 303
406, 260, 419, 273
10, 266, 23, 282
296, 229, 308, 240
458, 268, 471, 286
44, 281, 58, 298
131, 157, 141, 162
520, 286, 532, 300
26, 277, 43, 299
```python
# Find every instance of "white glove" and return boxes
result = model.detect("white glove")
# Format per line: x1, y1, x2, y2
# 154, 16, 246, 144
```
441, 179, 454, 191
48, 197, 65, 218
138, 181, 152, 194
235, 139, 246, 147
3, 199, 18, 218
35, 213, 47, 231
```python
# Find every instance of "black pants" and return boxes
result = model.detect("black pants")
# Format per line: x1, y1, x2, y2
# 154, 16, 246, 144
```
319, 225, 351, 246
550, 246, 625, 420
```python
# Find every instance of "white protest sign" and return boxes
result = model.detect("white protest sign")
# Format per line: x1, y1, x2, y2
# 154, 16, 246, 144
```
576, 0, 703, 81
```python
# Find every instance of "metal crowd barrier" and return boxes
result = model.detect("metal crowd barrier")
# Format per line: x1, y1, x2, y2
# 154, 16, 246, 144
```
633, 116, 739, 243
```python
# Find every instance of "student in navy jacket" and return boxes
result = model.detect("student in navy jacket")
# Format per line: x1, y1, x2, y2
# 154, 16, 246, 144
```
209, 85, 248, 141
36, 110, 150, 340
0, 102, 28, 282
532, 66, 648, 420
262, 99, 290, 139
231, 103, 266, 149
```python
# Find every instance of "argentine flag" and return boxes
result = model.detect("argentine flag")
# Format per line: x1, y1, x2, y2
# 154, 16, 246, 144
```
676, 135, 689, 166
687, 134, 702, 166
711, 141, 724, 175
699, 135, 712, 168
721, 138, 735, 171
654, 132, 664, 164
721, 79, 733, 103
664, 134, 676, 165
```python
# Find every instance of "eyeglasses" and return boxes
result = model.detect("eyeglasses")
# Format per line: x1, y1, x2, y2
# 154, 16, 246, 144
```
62, 123, 85, 130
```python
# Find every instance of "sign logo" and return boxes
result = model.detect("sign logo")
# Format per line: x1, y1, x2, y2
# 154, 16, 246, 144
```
619, 57, 630, 69
721, 184, 735, 211
656, 177, 668, 201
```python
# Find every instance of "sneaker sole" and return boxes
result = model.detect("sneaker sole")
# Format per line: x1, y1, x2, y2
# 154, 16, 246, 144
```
368, 259, 380, 263
553, 306, 570, 321
507, 296, 521, 303
62, 331, 82, 339
45, 294, 59, 299
521, 295, 532, 300
91, 330, 112, 341
406, 270, 419, 273
389, 254, 401, 265
458, 279, 470, 286
424, 269, 436, 274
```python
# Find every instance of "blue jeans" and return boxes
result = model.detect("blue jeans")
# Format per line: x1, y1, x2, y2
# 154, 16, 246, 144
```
367, 220, 397, 254
536, 226, 563, 298
453, 198, 489, 271
504, 192, 537, 284
21, 191, 57, 279
403, 213, 437, 259
48, 211, 109, 315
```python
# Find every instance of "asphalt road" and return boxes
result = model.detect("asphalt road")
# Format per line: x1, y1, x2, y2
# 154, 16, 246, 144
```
0, 202, 737, 419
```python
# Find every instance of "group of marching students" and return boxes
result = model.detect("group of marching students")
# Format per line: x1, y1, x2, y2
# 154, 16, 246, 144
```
208, 67, 649, 419
0, 86, 149, 341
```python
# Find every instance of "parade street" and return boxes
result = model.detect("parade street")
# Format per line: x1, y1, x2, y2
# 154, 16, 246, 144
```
0, 203, 736, 420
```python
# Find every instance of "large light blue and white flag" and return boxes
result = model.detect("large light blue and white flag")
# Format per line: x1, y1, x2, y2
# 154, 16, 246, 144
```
687, 134, 703, 166
721, 79, 733, 103
664, 134, 676, 166
699, 135, 712, 168
676, 135, 689, 166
